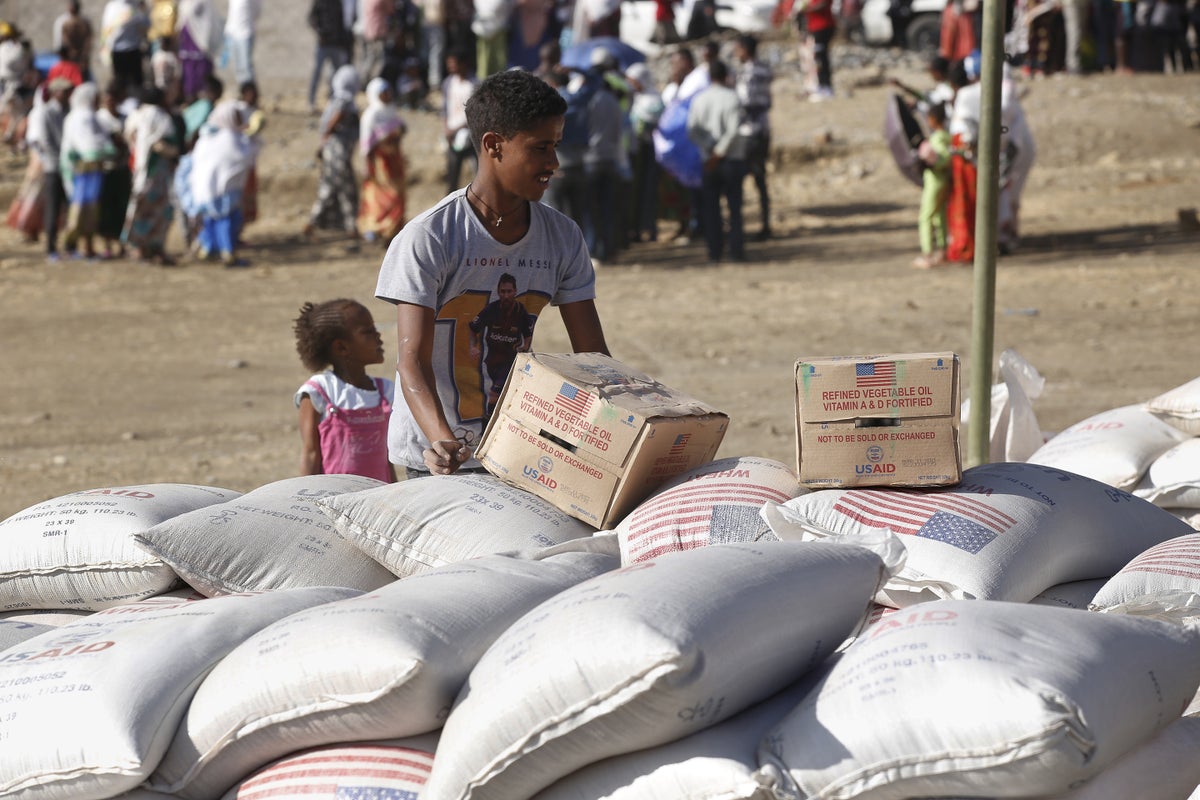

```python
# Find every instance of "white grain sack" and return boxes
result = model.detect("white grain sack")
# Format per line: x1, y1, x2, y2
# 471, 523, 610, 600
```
1033, 714, 1200, 800
615, 456, 804, 564
423, 540, 894, 800
0, 587, 359, 800
133, 475, 396, 596
1089, 533, 1200, 623
315, 473, 596, 578
532, 665, 832, 800
0, 483, 240, 611
149, 551, 618, 800
1145, 376, 1200, 435
1172, 508, 1200, 531
959, 348, 1046, 463
1030, 579, 1107, 610
1135, 438, 1200, 509
219, 735, 439, 800
1027, 404, 1189, 490
758, 599, 1200, 799
0, 618, 55, 652
0, 609, 91, 626
763, 462, 1194, 606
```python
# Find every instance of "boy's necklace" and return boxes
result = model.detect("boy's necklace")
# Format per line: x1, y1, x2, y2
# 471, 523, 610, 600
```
468, 184, 524, 228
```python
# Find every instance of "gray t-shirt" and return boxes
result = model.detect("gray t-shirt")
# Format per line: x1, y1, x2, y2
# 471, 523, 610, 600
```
375, 188, 597, 470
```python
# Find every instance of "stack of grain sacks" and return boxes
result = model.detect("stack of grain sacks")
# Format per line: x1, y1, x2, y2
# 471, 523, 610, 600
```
2, 366, 1200, 799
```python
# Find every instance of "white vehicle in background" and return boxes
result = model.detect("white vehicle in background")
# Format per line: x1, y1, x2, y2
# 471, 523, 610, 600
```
859, 0, 946, 54
618, 0, 780, 54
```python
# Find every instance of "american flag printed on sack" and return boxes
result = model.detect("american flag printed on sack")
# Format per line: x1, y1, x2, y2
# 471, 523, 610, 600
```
855, 361, 897, 388
229, 745, 433, 800
624, 479, 794, 562
554, 382, 592, 417
832, 489, 1017, 555
668, 433, 691, 455
1119, 536, 1200, 581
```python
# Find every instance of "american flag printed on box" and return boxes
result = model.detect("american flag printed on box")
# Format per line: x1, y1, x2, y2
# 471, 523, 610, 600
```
855, 361, 897, 388
554, 382, 593, 417
832, 488, 1017, 555
668, 433, 692, 455
622, 472, 796, 562
228, 744, 434, 800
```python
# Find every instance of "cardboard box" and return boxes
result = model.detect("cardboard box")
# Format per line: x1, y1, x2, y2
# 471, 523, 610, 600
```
476, 353, 729, 528
795, 353, 961, 488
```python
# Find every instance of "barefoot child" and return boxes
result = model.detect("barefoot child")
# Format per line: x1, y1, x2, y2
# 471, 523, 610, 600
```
375, 68, 610, 478
913, 102, 951, 269
294, 299, 397, 483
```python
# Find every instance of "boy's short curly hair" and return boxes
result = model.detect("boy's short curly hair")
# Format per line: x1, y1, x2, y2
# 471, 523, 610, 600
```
465, 69, 567, 153
294, 299, 359, 373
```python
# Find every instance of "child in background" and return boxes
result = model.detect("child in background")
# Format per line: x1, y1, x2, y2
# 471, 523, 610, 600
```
294, 299, 397, 482
237, 80, 265, 234
913, 102, 952, 269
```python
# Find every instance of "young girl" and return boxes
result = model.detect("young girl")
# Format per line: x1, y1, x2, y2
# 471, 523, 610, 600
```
294, 299, 397, 483
913, 102, 952, 269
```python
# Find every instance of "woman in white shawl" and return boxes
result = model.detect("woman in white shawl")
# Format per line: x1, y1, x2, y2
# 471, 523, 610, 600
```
60, 82, 116, 259
189, 100, 255, 266
123, 86, 182, 265
304, 64, 360, 246
357, 76, 406, 245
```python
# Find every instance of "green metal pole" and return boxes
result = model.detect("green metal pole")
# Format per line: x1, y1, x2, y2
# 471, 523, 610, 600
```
967, 0, 1006, 467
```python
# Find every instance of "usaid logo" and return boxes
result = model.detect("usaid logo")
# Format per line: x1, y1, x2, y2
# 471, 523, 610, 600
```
523, 461, 558, 489
866, 446, 883, 463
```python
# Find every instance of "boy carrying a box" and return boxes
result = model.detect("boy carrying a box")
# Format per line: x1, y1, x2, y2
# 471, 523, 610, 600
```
375, 68, 610, 478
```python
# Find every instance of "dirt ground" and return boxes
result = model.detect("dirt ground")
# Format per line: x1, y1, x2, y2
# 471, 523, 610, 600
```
1, 19, 1199, 519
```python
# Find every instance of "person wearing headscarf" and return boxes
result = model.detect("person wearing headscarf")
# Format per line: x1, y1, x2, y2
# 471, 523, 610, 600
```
189, 100, 255, 266
357, 77, 407, 246
624, 62, 663, 245
59, 81, 117, 259
304, 64, 361, 246
123, 86, 182, 265
25, 78, 73, 260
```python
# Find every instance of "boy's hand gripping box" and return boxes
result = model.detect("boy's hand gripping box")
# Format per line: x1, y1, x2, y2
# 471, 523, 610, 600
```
476, 352, 729, 528
795, 353, 961, 488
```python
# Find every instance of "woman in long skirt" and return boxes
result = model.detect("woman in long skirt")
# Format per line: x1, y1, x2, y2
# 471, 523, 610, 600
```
357, 77, 406, 246
123, 87, 182, 265
6, 148, 44, 242
304, 64, 361, 246
60, 83, 116, 259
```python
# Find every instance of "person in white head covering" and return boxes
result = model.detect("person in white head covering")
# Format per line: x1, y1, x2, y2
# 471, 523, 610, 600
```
189, 99, 255, 265
304, 63, 361, 246
624, 61, 663, 245
26, 78, 73, 260
59, 81, 116, 258
357, 76, 407, 245
122, 85, 182, 265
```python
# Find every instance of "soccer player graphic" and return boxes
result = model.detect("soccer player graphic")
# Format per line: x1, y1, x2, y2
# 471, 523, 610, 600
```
469, 273, 534, 418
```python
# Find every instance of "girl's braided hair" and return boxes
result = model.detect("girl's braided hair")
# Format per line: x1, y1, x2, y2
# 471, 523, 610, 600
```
294, 299, 358, 373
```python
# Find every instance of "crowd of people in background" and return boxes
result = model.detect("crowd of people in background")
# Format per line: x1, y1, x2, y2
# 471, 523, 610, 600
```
1, 0, 266, 265
927, 0, 1200, 75
0, 0, 1196, 270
